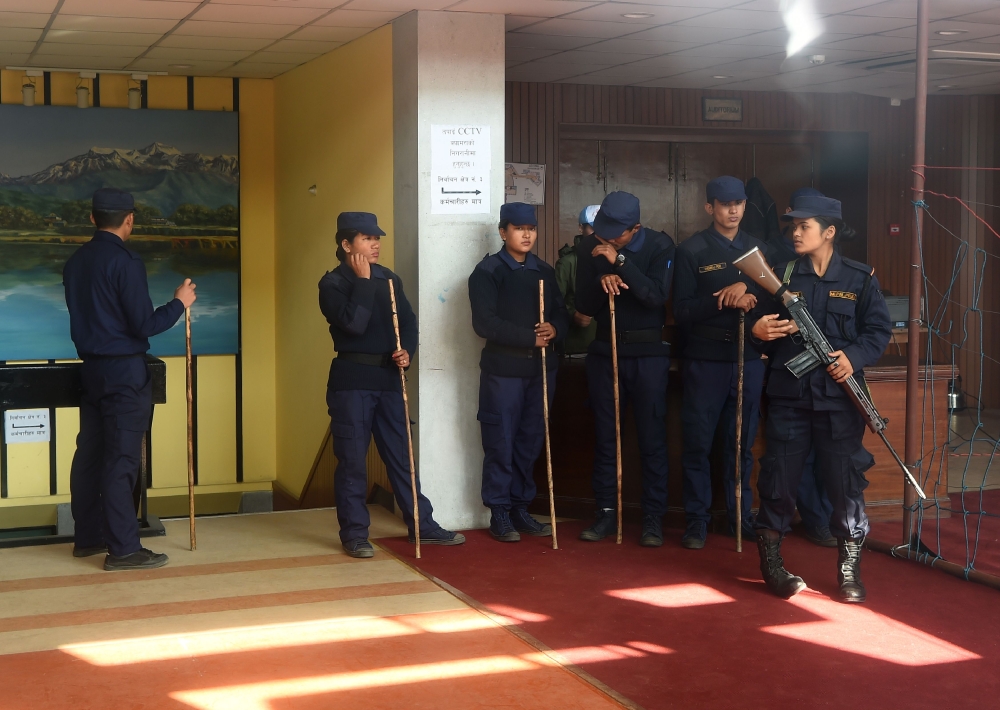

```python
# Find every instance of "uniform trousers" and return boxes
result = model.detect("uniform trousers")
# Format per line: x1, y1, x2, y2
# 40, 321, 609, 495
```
586, 353, 670, 517
477, 371, 556, 510
327, 388, 437, 544
795, 447, 834, 532
756, 403, 873, 539
681, 358, 765, 528
70, 356, 150, 557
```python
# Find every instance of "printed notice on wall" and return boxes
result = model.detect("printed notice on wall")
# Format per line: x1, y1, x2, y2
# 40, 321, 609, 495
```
431, 125, 491, 215
505, 163, 545, 205
4, 409, 50, 444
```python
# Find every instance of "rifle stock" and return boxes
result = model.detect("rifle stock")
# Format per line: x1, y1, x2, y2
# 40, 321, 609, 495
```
732, 247, 927, 500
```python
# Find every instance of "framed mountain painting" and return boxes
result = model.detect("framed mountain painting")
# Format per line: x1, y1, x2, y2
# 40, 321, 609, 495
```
0, 105, 239, 360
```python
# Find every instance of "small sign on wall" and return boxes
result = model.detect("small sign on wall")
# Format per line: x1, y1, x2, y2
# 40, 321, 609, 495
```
703, 97, 743, 122
431, 124, 492, 215
505, 163, 546, 205
4, 409, 50, 443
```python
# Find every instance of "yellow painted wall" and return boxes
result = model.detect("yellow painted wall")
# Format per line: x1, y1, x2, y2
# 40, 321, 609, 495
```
273, 25, 394, 498
0, 72, 277, 517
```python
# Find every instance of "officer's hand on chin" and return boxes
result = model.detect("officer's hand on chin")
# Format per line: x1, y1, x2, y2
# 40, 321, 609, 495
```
827, 350, 854, 382
752, 313, 796, 341
349, 253, 371, 279
391, 349, 410, 369
713, 282, 748, 309
174, 278, 197, 308
600, 274, 628, 295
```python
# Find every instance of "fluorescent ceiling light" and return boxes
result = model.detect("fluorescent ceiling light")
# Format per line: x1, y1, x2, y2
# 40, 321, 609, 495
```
932, 49, 1000, 59
935, 30, 967, 36
622, 13, 654, 19
712, 75, 730, 79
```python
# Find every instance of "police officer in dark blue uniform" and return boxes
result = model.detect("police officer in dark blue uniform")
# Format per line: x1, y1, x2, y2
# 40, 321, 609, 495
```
749, 196, 891, 603
574, 191, 675, 547
319, 212, 464, 558
674, 176, 766, 549
63, 188, 196, 570
469, 202, 569, 542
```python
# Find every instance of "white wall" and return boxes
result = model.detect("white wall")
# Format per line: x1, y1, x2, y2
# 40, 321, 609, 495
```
392, 11, 506, 530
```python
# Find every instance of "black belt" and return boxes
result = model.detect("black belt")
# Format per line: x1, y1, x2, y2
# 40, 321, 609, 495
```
485, 342, 543, 359
595, 327, 663, 345
692, 325, 736, 343
80, 353, 145, 361
337, 352, 396, 368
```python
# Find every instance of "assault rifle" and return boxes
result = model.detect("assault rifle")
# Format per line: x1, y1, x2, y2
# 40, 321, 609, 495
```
733, 247, 927, 500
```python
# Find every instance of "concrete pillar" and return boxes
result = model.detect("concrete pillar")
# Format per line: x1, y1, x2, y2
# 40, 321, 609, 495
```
392, 11, 505, 530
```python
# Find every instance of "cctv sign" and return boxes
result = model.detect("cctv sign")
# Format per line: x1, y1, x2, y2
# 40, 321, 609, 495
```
4, 409, 50, 443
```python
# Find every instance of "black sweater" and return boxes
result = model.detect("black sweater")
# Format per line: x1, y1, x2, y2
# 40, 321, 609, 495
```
318, 262, 417, 392
673, 227, 766, 361
469, 250, 569, 378
575, 228, 675, 358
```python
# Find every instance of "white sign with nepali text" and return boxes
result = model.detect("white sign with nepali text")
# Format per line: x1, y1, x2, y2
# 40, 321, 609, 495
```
431, 125, 491, 215
4, 409, 50, 444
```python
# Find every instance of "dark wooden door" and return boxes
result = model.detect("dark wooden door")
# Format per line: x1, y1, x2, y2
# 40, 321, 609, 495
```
674, 142, 751, 242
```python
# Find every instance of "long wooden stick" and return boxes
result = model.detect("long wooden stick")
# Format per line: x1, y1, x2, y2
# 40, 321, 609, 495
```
539, 280, 558, 550
185, 307, 196, 551
388, 279, 420, 559
735, 310, 745, 553
609, 291, 622, 545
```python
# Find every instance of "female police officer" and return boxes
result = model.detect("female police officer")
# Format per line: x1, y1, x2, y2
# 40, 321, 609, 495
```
749, 195, 891, 603
319, 212, 464, 557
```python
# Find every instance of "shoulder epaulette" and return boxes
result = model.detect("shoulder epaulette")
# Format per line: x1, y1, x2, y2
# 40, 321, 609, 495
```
475, 253, 502, 274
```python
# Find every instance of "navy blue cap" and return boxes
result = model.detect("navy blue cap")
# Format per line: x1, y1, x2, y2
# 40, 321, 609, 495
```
337, 211, 386, 236
92, 188, 134, 212
593, 191, 640, 239
706, 176, 747, 203
781, 195, 842, 221
500, 202, 537, 226
790, 187, 823, 207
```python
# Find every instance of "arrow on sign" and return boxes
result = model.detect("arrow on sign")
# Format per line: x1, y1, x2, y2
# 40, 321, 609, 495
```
441, 189, 482, 195
13, 424, 45, 429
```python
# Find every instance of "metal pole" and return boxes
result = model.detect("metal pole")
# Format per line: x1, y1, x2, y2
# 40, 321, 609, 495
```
904, 0, 929, 547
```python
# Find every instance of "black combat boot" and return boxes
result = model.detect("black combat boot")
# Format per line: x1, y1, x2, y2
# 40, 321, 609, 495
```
756, 529, 806, 599
837, 537, 867, 603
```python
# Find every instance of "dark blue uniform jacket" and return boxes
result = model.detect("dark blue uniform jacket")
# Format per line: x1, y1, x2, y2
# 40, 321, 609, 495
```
469, 249, 569, 378
673, 226, 766, 362
319, 262, 417, 392
575, 227, 675, 358
751, 253, 892, 410
63, 230, 183, 357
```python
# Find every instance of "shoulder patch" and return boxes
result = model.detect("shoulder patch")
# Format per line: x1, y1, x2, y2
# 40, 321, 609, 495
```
678, 232, 708, 254
842, 257, 874, 275
476, 254, 502, 274
829, 290, 857, 301
699, 262, 727, 273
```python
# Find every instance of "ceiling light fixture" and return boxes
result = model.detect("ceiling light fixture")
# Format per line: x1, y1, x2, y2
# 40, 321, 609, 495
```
170, 64, 193, 69
712, 75, 730, 79
935, 30, 968, 36
937, 85, 956, 89
932, 48, 1000, 59
622, 13, 654, 19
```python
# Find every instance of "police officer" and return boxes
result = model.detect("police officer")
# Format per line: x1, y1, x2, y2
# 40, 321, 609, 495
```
319, 212, 464, 558
674, 176, 766, 549
749, 196, 891, 603
554, 205, 600, 355
574, 191, 675, 547
468, 202, 569, 541
63, 188, 196, 570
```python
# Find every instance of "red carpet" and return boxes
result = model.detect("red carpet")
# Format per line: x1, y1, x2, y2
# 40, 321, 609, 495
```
383, 521, 1000, 710
870, 490, 1000, 578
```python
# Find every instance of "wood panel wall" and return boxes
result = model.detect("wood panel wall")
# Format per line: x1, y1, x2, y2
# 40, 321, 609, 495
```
506, 81, 1000, 407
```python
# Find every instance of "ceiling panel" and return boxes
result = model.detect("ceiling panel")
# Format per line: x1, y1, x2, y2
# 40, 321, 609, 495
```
627, 24, 761, 43
267, 38, 345, 53
845, 0, 996, 20
562, 4, 711, 24
30, 54, 135, 69
669, 44, 782, 59
0, 0, 58, 11
130, 57, 233, 71
248, 50, 325, 65
949, 8, 1000, 26
158, 34, 275, 51
449, 0, 599, 17
192, 3, 329, 25
882, 21, 1000, 41
0, 26, 41, 41
145, 46, 253, 62
312, 9, 406, 27
0, 40, 38, 54
50, 15, 179, 33
0, 11, 52, 28
209, 0, 344, 7
36, 41, 146, 57
59, 0, 199, 20
45, 29, 161, 46
506, 46, 562, 62
541, 50, 654, 66
288, 25, 369, 42
505, 32, 604, 50
173, 20, 299, 38
515, 18, 649, 39
817, 34, 917, 52
675, 9, 786, 31
819, 14, 913, 34
581, 38, 700, 54
341, 0, 453, 10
